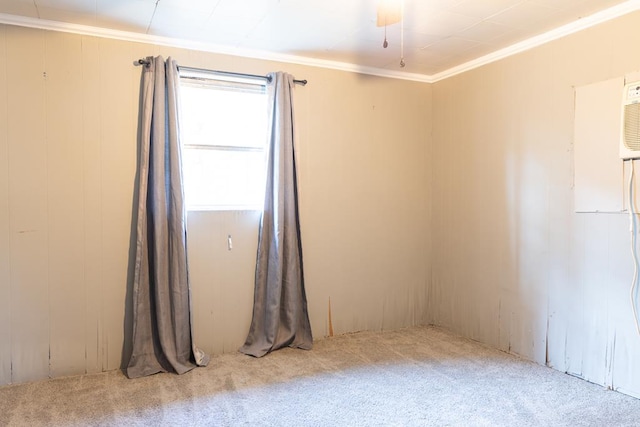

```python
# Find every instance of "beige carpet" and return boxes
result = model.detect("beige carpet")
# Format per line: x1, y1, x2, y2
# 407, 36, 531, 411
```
1, 326, 639, 426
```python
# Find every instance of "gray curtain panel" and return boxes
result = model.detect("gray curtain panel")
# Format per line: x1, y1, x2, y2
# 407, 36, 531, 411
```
127, 56, 209, 378
240, 71, 313, 357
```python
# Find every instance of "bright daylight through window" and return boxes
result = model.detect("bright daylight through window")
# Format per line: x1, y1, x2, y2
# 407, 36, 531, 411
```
179, 70, 268, 210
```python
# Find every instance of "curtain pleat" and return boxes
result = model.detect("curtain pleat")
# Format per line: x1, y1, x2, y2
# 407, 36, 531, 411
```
127, 56, 209, 379
240, 71, 313, 357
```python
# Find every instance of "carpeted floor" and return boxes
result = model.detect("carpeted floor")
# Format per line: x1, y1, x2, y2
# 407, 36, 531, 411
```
1, 326, 639, 426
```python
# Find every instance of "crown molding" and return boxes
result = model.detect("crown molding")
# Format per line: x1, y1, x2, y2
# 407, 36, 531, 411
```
1, 0, 640, 85
0, 12, 433, 83
430, 0, 640, 82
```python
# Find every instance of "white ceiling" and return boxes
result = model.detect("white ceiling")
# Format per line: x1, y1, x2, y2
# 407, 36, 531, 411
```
0, 0, 636, 79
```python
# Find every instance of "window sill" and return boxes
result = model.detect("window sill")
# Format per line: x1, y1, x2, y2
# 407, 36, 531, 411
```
186, 205, 263, 212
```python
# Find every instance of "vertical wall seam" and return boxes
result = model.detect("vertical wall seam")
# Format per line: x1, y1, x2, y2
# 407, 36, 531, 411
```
43, 28, 52, 378
97, 38, 104, 372
80, 34, 88, 375
3, 24, 13, 385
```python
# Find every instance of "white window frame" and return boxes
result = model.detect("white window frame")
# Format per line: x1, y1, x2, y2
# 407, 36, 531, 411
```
179, 69, 269, 211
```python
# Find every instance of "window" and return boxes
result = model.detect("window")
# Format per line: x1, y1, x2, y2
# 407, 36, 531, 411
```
179, 70, 269, 210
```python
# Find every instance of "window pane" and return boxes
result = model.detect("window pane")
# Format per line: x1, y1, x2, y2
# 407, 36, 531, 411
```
180, 74, 268, 211
180, 84, 268, 149
182, 148, 266, 210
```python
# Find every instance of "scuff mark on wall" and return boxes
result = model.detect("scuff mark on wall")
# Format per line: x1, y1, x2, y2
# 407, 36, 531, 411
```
95, 322, 100, 373
605, 331, 616, 389
498, 298, 503, 350
328, 297, 334, 337
545, 314, 550, 366
564, 333, 568, 370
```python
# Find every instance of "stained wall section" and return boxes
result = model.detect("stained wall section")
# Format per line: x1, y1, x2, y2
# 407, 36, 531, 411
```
429, 10, 640, 397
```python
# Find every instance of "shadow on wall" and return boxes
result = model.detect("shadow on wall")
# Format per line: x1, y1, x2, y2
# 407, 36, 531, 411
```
120, 70, 146, 371
503, 142, 549, 363
427, 73, 550, 364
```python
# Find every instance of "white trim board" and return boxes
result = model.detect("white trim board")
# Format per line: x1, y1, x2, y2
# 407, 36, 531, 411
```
430, 0, 640, 82
1, 0, 640, 84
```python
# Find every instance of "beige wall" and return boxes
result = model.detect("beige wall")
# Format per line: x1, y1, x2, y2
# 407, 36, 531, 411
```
0, 24, 432, 385
430, 11, 640, 397
6, 7, 640, 399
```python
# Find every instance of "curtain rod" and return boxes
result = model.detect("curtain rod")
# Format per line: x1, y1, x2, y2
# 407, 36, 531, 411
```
135, 59, 307, 86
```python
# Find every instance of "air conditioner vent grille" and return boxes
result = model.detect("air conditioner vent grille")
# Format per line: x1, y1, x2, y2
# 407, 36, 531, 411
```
624, 102, 640, 151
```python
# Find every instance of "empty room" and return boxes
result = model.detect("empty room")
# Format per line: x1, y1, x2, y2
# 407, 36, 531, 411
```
2, 0, 640, 425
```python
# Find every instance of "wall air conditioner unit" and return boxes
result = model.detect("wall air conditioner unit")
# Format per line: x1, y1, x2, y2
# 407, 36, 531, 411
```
620, 80, 640, 160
